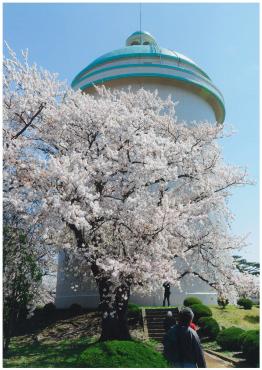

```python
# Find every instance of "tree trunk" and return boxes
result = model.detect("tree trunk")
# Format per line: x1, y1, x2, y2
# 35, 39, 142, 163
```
98, 278, 131, 341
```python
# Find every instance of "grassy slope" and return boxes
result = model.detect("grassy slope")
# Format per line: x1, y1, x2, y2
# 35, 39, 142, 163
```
3, 337, 168, 368
79, 340, 168, 368
3, 336, 94, 368
4, 305, 259, 368
210, 305, 259, 330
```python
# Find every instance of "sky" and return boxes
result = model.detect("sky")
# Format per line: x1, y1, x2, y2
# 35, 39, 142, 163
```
3, 2, 259, 262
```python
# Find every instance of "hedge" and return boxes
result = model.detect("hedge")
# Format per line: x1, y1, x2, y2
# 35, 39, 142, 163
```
183, 297, 203, 307
190, 304, 212, 323
216, 326, 245, 351
198, 317, 220, 339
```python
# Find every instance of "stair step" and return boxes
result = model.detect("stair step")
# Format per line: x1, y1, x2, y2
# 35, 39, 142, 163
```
146, 322, 166, 326
146, 314, 169, 317
147, 323, 165, 328
149, 331, 165, 336
146, 313, 179, 318
145, 308, 179, 313
143, 308, 179, 342
148, 336, 164, 341
146, 311, 173, 315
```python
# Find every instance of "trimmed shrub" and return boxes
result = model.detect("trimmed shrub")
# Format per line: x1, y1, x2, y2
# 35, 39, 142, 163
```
183, 296, 203, 307
69, 303, 83, 315
216, 327, 245, 350
198, 317, 220, 339
78, 340, 169, 367
217, 297, 229, 309
190, 304, 212, 323
240, 330, 259, 365
128, 303, 140, 315
128, 303, 141, 324
237, 298, 253, 310
43, 302, 56, 314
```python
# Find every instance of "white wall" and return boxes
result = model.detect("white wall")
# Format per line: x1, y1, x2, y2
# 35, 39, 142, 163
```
55, 252, 217, 308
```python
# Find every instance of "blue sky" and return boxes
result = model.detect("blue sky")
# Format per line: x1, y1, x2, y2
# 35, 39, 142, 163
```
3, 2, 259, 261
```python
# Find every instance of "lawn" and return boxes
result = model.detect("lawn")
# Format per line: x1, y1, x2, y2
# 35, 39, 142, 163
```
201, 305, 260, 368
210, 305, 259, 330
3, 336, 168, 368
3, 304, 259, 368
3, 336, 95, 368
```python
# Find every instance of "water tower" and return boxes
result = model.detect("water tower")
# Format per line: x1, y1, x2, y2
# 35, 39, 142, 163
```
55, 31, 225, 308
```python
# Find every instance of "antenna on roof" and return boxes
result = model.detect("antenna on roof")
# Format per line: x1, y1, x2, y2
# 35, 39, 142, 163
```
139, 3, 142, 44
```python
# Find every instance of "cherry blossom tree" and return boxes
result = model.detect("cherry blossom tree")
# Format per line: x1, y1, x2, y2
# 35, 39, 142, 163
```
3, 47, 256, 340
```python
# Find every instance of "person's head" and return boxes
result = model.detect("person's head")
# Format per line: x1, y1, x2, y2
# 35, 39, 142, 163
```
179, 307, 194, 326
167, 311, 173, 317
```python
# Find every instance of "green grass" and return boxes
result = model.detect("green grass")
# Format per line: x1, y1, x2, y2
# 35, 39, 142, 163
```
79, 340, 169, 368
4, 304, 259, 368
210, 305, 259, 330
3, 336, 95, 368
4, 336, 168, 368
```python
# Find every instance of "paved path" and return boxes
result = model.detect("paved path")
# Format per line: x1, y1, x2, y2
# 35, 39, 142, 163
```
205, 351, 233, 368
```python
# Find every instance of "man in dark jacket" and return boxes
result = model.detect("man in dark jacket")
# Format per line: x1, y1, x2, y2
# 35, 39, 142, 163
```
163, 281, 171, 306
163, 307, 206, 368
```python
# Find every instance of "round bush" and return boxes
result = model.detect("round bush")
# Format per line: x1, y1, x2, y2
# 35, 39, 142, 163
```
216, 327, 245, 350
198, 317, 220, 339
217, 297, 229, 309
78, 340, 169, 368
43, 302, 56, 314
69, 303, 83, 315
183, 296, 203, 307
237, 298, 253, 310
240, 330, 259, 365
190, 304, 212, 323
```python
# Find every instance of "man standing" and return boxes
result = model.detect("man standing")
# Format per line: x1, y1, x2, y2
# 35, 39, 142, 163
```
163, 281, 171, 307
163, 307, 206, 368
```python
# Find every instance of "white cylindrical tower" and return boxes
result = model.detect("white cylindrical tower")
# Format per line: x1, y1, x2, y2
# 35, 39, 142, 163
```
55, 31, 224, 308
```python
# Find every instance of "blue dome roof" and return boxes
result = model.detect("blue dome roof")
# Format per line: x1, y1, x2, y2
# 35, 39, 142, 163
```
72, 31, 225, 123
72, 31, 210, 85
79, 45, 208, 76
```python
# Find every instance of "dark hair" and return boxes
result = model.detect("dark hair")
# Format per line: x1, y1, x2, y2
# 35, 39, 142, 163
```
179, 307, 194, 326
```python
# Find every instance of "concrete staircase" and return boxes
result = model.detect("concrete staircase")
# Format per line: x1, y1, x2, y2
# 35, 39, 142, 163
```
142, 308, 179, 342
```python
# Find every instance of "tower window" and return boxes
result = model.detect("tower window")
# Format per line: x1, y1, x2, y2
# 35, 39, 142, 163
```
143, 41, 150, 45
131, 41, 140, 46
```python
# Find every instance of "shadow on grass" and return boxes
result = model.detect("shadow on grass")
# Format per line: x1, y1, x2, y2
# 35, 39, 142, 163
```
15, 308, 98, 337
4, 336, 96, 368
243, 315, 259, 324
